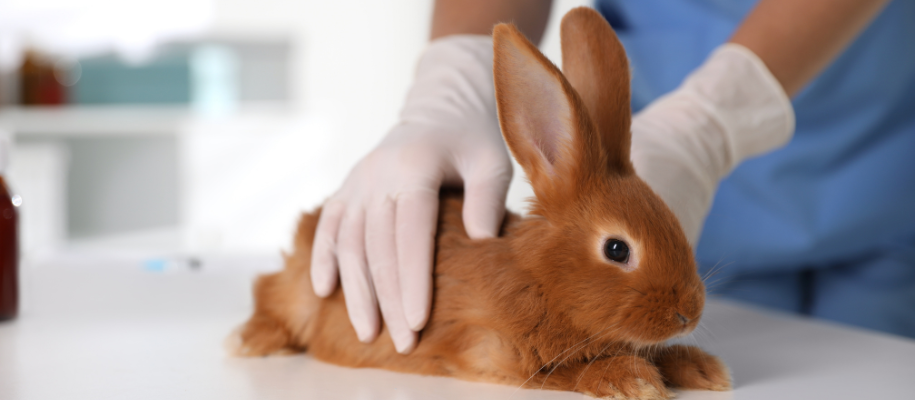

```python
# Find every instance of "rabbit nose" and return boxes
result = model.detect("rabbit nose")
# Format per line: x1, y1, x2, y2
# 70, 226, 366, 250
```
676, 313, 690, 325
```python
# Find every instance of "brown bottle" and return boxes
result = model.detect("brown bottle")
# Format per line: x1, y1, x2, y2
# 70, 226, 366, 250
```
19, 50, 65, 106
0, 136, 17, 321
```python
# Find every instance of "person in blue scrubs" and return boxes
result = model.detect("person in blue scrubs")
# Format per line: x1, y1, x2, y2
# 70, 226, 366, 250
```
313, 0, 913, 354
596, 0, 915, 338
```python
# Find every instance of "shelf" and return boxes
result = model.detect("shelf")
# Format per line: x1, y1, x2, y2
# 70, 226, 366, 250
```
0, 103, 294, 137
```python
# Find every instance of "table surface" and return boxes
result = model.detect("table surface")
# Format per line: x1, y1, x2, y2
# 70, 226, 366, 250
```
1, 254, 914, 400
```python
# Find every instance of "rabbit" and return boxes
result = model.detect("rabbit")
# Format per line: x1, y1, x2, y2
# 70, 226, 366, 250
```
231, 7, 731, 400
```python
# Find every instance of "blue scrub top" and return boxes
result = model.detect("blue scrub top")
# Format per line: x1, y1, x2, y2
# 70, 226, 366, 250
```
596, 0, 915, 337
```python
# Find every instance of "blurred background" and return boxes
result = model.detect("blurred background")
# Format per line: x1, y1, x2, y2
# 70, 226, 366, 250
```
1, 0, 588, 271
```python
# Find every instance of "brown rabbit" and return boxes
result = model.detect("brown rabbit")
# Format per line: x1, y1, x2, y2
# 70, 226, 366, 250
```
232, 7, 731, 399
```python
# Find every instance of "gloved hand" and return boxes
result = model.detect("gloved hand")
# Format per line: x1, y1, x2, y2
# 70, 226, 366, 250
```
630, 43, 795, 245
310, 35, 511, 354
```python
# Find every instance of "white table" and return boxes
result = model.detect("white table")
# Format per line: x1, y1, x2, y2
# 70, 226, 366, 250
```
1, 254, 913, 400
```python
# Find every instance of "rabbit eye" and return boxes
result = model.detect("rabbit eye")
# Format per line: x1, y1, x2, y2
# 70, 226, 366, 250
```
603, 239, 630, 263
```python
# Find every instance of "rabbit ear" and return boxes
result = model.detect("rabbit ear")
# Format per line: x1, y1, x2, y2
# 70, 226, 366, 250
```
560, 7, 634, 175
493, 23, 597, 206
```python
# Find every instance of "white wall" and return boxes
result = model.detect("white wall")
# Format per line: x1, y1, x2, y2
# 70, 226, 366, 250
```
209, 0, 590, 158
181, 0, 592, 253
210, 0, 432, 159
5, 0, 594, 257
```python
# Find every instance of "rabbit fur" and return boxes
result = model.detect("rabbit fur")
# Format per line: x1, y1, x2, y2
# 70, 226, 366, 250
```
232, 7, 731, 399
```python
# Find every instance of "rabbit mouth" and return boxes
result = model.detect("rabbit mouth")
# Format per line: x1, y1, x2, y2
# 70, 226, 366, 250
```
625, 323, 698, 346
616, 305, 703, 345
674, 318, 700, 338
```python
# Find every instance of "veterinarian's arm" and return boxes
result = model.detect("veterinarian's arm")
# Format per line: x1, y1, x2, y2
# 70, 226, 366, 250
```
630, 0, 889, 244
310, 0, 553, 354
431, 0, 553, 42
731, 0, 891, 97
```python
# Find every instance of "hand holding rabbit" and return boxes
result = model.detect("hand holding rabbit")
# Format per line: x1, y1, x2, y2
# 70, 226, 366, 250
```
234, 8, 732, 399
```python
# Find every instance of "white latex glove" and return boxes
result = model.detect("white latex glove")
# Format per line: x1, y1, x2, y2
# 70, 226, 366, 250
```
310, 35, 510, 354
630, 43, 796, 245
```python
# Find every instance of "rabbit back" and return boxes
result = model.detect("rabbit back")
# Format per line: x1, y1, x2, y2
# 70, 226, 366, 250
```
233, 190, 538, 385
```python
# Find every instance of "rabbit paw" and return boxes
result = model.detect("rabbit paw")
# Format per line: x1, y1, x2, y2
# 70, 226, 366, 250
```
576, 355, 674, 399
228, 315, 302, 357
653, 345, 731, 391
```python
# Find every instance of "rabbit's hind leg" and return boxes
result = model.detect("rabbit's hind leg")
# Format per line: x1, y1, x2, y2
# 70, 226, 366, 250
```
229, 211, 325, 357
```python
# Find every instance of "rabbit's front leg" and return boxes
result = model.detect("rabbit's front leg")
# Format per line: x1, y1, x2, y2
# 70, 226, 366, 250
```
651, 344, 732, 391
537, 355, 673, 399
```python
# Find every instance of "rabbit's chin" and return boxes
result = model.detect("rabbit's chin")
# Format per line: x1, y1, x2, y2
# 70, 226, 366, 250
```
611, 318, 702, 348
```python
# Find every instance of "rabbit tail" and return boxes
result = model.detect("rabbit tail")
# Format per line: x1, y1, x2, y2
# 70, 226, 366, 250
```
230, 210, 324, 356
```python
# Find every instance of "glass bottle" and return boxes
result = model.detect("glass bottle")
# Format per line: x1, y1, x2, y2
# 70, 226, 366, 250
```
0, 135, 17, 321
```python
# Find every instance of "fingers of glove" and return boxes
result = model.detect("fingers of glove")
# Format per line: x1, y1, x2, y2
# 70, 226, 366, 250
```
395, 190, 440, 331
462, 166, 512, 239
631, 116, 716, 246
336, 209, 381, 343
365, 197, 418, 354
311, 202, 345, 297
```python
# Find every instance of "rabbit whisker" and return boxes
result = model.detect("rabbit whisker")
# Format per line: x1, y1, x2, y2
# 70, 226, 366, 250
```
538, 326, 623, 390
571, 339, 617, 391
697, 321, 718, 344
510, 323, 620, 397
702, 260, 734, 285
701, 259, 724, 282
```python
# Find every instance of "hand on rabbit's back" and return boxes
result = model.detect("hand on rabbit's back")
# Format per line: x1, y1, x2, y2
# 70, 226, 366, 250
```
233, 7, 732, 400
